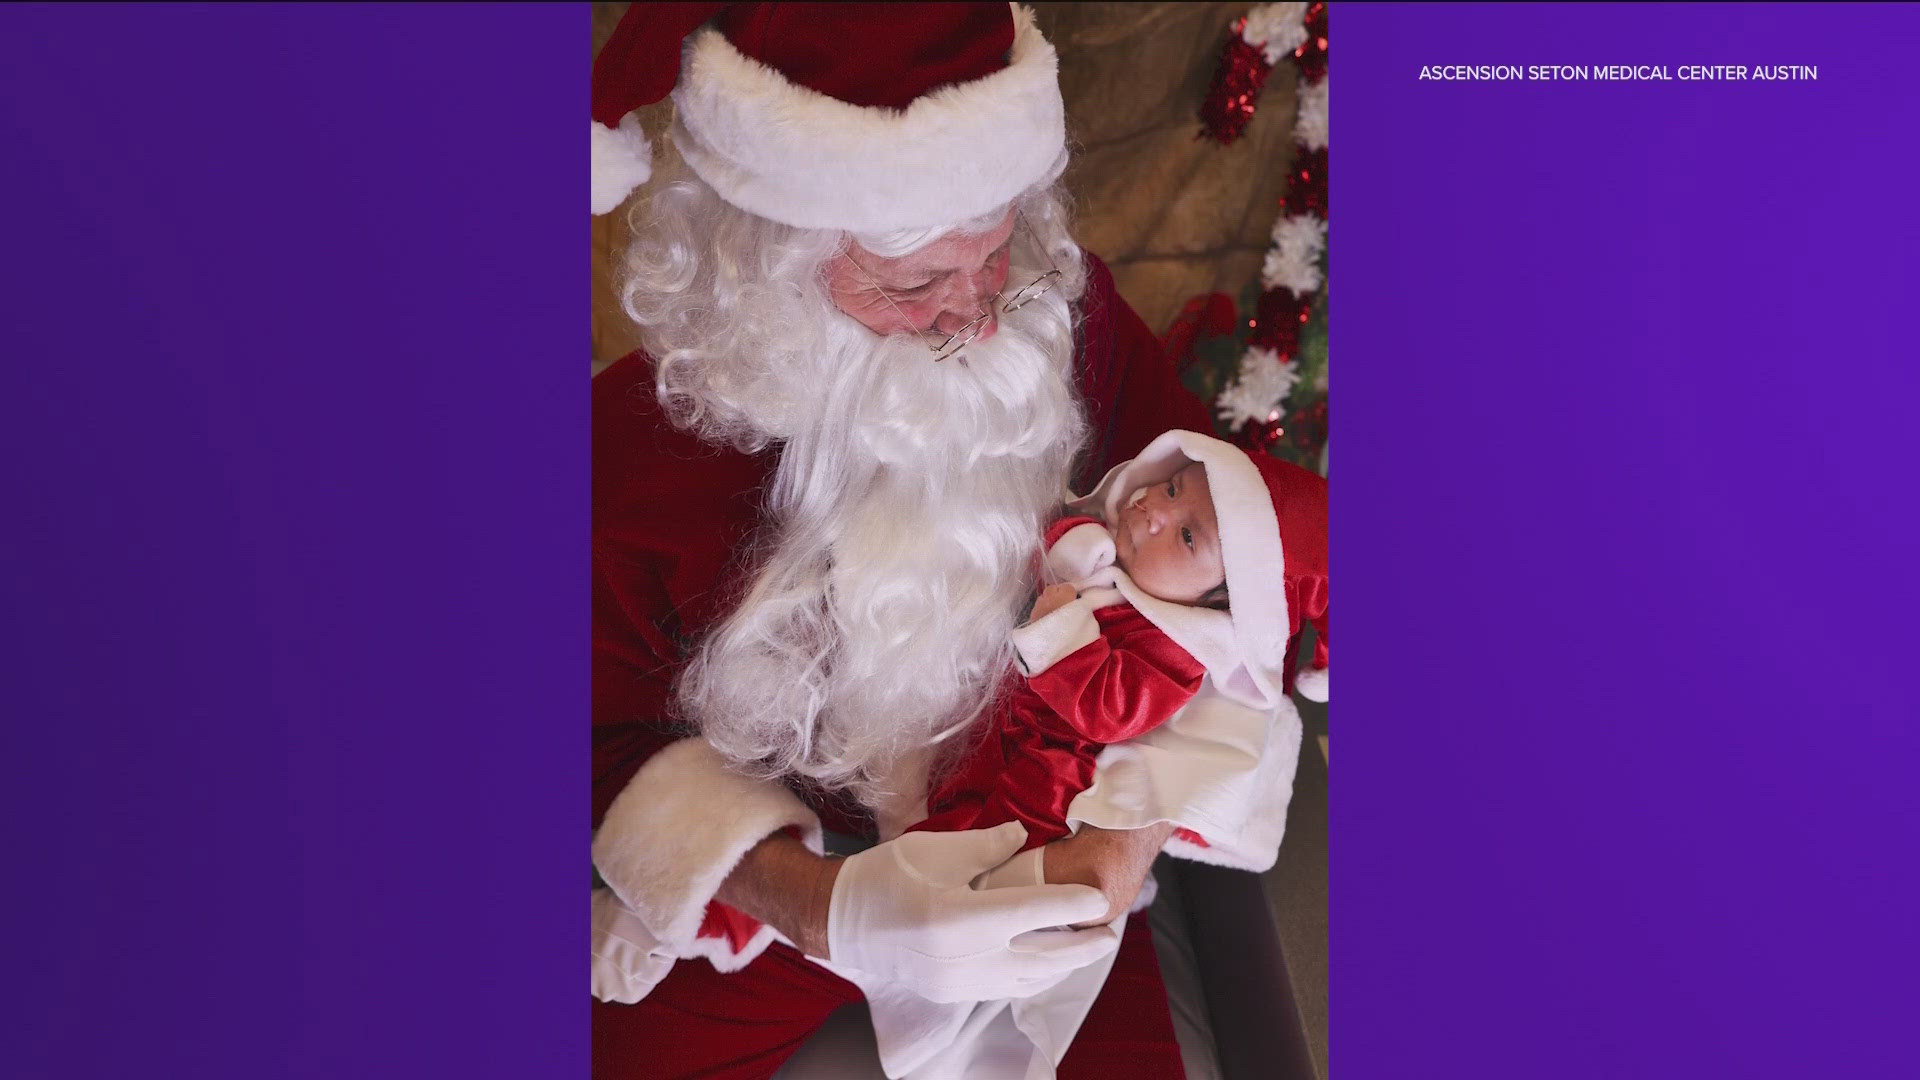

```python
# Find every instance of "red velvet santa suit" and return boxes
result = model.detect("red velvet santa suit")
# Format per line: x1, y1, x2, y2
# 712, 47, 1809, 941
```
911, 515, 1207, 850
591, 253, 1213, 1080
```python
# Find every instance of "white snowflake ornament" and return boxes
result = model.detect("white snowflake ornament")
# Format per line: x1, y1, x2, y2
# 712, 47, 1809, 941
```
1261, 213, 1328, 296
1241, 3, 1311, 66
1215, 346, 1300, 428
1294, 76, 1328, 150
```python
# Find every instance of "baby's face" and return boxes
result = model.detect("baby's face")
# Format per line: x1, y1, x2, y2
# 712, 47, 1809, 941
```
1113, 461, 1226, 605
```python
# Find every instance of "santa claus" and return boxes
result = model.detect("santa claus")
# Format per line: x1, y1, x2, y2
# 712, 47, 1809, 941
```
588, 5, 1305, 1077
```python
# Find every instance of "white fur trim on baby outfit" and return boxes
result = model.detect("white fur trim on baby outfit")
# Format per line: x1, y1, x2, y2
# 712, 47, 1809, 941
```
1010, 599, 1103, 677
1070, 687, 1304, 874
669, 4, 1068, 232
1043, 521, 1116, 585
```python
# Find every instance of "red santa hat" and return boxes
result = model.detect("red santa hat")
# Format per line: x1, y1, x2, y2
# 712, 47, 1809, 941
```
590, 3, 1069, 229
1069, 430, 1328, 708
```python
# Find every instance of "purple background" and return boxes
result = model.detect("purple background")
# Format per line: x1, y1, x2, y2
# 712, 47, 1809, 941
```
1339, 5, 1919, 1077
1, 4, 1914, 1077
1, 6, 582, 1077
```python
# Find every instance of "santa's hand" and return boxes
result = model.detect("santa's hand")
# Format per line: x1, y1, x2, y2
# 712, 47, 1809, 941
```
1028, 582, 1080, 623
825, 821, 1119, 1003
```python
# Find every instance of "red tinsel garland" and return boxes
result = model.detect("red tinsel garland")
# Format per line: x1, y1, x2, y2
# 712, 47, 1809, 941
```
1287, 398, 1328, 453
1184, 3, 1330, 460
1281, 145, 1328, 218
1197, 21, 1274, 146
1248, 287, 1314, 357
1295, 3, 1329, 83
1197, 4, 1329, 144
1238, 415, 1286, 453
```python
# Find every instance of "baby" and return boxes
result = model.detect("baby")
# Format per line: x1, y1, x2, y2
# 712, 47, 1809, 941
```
904, 427, 1329, 910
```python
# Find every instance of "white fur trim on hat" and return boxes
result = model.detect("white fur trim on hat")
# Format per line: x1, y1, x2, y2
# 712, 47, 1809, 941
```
591, 736, 823, 951
1069, 430, 1292, 711
669, 4, 1068, 232
591, 115, 653, 216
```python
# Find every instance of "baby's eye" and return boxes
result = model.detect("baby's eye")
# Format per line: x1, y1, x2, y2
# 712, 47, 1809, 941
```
1181, 526, 1193, 549
1166, 480, 1177, 498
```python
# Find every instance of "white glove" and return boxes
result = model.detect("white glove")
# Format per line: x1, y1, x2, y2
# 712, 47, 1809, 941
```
974, 833, 1160, 913
825, 821, 1119, 1004
591, 887, 674, 1004
971, 842, 1045, 892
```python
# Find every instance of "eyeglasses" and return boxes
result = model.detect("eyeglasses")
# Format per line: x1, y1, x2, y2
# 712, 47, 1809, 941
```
848, 210, 1065, 364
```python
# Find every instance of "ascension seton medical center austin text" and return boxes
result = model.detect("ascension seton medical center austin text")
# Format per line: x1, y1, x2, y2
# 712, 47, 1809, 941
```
1420, 64, 1819, 82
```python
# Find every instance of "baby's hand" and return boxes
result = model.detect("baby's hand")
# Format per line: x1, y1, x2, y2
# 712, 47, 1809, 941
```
1028, 583, 1079, 623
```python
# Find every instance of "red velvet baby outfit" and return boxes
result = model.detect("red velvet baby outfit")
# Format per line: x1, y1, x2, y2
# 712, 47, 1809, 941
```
912, 515, 1206, 850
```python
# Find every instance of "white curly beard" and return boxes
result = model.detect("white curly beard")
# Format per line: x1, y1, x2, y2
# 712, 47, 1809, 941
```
677, 278, 1086, 806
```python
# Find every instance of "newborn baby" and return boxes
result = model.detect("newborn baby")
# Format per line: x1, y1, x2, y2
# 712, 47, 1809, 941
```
905, 429, 1329, 903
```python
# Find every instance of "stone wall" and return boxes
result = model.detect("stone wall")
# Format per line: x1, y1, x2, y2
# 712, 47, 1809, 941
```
590, 3, 1301, 372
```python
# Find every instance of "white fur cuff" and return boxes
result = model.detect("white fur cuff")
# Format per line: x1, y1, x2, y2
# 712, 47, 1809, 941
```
1045, 521, 1116, 585
592, 737, 823, 950
1067, 691, 1303, 874
1010, 598, 1102, 677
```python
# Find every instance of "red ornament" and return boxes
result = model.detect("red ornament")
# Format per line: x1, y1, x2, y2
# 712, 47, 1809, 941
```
1295, 3, 1329, 84
1248, 287, 1313, 355
1198, 22, 1274, 145
1161, 292, 1239, 372
1287, 398, 1328, 454
1281, 146, 1328, 218
1231, 415, 1285, 454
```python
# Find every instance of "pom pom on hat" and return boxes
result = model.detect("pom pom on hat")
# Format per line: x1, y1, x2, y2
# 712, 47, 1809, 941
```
589, 2, 723, 216
1293, 664, 1327, 703
591, 115, 653, 216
